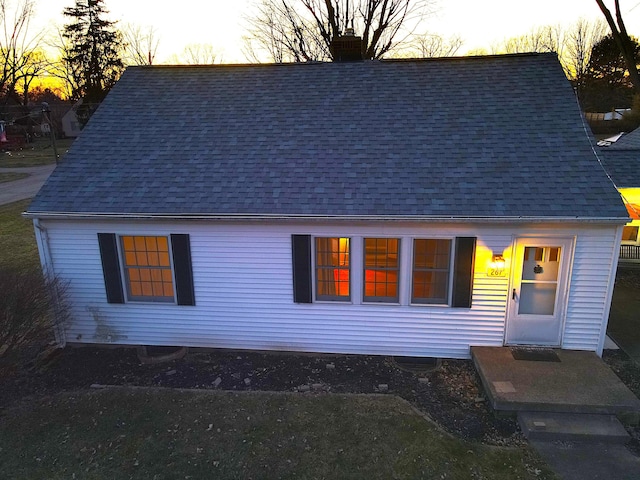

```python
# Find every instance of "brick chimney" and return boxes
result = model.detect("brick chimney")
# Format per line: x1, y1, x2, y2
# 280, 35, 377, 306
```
329, 28, 364, 61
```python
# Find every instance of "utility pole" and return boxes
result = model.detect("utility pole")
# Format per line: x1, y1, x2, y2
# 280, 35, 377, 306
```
42, 102, 59, 164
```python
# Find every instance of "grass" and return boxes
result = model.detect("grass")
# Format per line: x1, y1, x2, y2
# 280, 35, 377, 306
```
0, 388, 555, 480
0, 172, 29, 183
0, 138, 75, 167
0, 198, 39, 271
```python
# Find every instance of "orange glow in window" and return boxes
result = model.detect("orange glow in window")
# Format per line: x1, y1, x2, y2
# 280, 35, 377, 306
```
121, 236, 174, 302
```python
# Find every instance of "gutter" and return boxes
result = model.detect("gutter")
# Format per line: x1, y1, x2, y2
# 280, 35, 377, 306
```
23, 211, 630, 225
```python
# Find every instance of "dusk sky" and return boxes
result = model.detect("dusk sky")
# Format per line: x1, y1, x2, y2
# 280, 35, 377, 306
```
32, 0, 640, 63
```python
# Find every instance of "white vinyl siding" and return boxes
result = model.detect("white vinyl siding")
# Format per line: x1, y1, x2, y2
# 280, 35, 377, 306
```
34, 219, 619, 359
562, 228, 620, 352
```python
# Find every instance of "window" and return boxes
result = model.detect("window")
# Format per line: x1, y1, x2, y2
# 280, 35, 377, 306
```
121, 236, 175, 302
622, 226, 639, 242
97, 233, 195, 306
364, 238, 400, 303
291, 234, 476, 308
412, 239, 451, 304
315, 237, 350, 301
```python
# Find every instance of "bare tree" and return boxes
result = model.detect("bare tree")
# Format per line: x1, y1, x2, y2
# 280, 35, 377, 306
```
595, 0, 640, 93
0, 0, 44, 103
244, 0, 326, 62
122, 23, 160, 66
498, 25, 564, 55
16, 48, 47, 104
405, 33, 462, 58
244, 0, 434, 62
563, 18, 607, 84
47, 27, 79, 101
168, 43, 218, 64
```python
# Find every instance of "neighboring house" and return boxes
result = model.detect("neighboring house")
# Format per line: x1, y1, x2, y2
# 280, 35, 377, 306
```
61, 100, 82, 138
599, 127, 640, 259
585, 109, 631, 122
26, 53, 629, 359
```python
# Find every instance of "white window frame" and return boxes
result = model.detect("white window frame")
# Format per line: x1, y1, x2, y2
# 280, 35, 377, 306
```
410, 238, 454, 305
118, 234, 177, 304
309, 234, 455, 307
362, 237, 402, 304
312, 236, 352, 303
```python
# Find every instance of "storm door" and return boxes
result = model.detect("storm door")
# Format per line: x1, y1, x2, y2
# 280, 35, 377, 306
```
505, 238, 573, 346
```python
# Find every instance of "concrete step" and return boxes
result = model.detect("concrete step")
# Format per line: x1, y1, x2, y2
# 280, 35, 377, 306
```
518, 411, 630, 443
471, 347, 640, 422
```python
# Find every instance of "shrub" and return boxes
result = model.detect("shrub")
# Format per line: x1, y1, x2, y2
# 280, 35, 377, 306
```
0, 268, 69, 358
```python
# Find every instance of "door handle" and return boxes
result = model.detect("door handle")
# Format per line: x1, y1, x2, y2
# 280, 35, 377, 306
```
512, 288, 516, 300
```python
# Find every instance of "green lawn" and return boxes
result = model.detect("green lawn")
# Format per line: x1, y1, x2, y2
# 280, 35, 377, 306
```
0, 172, 29, 183
0, 388, 555, 480
0, 138, 75, 167
0, 198, 39, 271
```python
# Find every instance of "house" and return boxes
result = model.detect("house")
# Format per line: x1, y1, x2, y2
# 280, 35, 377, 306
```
585, 108, 631, 122
26, 53, 629, 359
599, 127, 640, 260
61, 100, 83, 138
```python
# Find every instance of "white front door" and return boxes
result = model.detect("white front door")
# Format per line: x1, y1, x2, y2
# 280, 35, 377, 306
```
505, 237, 573, 346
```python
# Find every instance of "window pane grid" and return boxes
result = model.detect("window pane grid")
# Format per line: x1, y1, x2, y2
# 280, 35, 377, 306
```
315, 237, 350, 301
412, 239, 451, 304
364, 238, 399, 302
121, 235, 174, 302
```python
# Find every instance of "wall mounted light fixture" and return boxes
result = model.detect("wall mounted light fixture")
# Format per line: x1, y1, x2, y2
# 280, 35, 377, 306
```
490, 255, 505, 270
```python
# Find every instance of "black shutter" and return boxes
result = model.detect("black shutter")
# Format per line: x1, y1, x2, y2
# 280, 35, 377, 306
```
97, 233, 125, 304
291, 234, 312, 303
452, 237, 476, 308
171, 234, 195, 306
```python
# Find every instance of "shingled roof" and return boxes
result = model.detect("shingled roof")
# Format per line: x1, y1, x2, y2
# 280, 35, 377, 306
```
599, 127, 640, 188
28, 53, 628, 220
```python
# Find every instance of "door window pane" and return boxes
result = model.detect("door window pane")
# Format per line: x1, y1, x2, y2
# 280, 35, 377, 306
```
519, 283, 556, 315
522, 247, 561, 282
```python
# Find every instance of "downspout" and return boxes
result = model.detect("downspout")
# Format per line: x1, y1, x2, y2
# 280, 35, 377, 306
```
34, 219, 67, 348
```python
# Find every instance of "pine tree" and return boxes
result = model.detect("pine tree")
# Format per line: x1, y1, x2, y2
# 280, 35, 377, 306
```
62, 0, 124, 105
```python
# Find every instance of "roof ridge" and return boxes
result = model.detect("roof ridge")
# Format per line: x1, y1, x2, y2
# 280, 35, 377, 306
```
130, 52, 557, 70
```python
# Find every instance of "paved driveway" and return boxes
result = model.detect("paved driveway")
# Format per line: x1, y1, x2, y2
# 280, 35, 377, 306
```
0, 165, 55, 206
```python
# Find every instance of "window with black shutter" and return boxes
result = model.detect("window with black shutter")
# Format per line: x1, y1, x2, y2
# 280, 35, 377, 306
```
98, 233, 195, 305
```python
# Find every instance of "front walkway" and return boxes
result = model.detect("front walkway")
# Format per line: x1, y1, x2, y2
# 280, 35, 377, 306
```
471, 346, 640, 417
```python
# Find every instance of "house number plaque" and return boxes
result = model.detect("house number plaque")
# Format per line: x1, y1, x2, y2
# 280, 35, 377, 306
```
487, 267, 506, 277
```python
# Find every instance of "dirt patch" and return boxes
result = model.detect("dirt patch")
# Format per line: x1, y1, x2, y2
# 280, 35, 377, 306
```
615, 267, 640, 289
2, 345, 639, 450
0, 345, 522, 446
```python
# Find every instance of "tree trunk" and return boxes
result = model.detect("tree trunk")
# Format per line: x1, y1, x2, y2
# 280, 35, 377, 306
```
595, 0, 640, 94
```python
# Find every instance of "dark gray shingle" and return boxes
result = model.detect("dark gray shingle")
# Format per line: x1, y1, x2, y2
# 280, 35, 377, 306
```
28, 53, 627, 219
599, 127, 640, 188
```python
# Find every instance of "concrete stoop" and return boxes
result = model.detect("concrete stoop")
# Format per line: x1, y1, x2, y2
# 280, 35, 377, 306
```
518, 411, 630, 443
470, 347, 640, 422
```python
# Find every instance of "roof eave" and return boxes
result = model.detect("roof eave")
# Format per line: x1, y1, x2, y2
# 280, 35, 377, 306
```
22, 211, 631, 224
